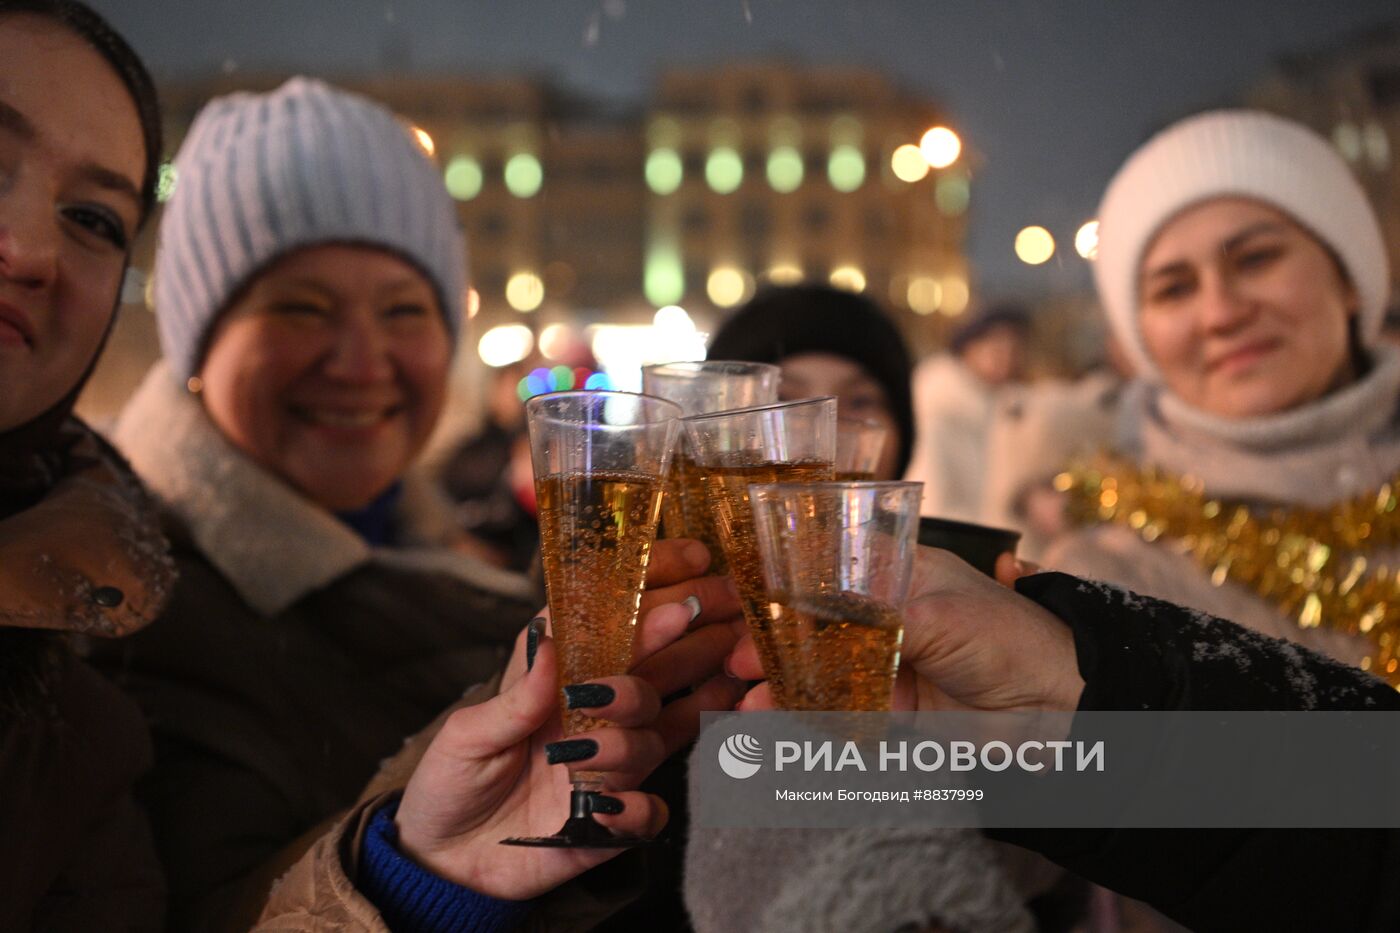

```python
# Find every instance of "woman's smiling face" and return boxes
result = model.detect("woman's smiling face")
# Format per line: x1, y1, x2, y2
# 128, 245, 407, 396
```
197, 245, 452, 511
0, 14, 145, 432
1138, 197, 1358, 419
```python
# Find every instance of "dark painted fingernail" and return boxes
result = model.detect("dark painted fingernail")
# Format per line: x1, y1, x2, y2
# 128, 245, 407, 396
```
526, 617, 545, 671
683, 595, 702, 622
587, 793, 624, 815
563, 683, 615, 709
92, 586, 124, 608
545, 739, 598, 765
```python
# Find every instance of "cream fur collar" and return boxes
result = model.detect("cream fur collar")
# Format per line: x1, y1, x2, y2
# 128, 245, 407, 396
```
112, 364, 532, 617
1152, 343, 1400, 454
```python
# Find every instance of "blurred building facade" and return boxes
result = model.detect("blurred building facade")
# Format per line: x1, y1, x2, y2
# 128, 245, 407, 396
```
79, 61, 972, 424
1250, 22, 1400, 297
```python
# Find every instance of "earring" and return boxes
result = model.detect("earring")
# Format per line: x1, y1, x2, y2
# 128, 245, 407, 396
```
186, 376, 203, 394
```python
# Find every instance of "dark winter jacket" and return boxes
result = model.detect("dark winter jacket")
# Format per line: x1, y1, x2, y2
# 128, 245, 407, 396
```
0, 420, 176, 931
93, 366, 540, 932
997, 571, 1400, 933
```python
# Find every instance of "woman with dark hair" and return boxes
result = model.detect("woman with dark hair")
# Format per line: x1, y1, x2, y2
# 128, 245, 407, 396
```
707, 283, 917, 480
0, 1, 175, 928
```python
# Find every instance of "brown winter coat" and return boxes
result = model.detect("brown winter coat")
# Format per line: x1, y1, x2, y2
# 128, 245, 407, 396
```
94, 366, 542, 932
0, 420, 175, 932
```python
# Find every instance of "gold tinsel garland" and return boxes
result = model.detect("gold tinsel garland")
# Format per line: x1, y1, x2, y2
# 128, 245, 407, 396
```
1055, 455, 1400, 687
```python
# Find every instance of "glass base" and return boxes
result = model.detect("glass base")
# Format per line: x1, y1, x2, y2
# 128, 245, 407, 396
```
500, 790, 655, 849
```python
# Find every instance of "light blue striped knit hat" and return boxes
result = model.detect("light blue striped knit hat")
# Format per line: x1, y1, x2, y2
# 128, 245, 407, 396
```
154, 77, 466, 383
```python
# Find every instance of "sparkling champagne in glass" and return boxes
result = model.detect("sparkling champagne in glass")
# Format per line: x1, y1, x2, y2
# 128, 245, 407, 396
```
749, 481, 923, 711
641, 361, 780, 575
503, 390, 680, 848
682, 397, 837, 707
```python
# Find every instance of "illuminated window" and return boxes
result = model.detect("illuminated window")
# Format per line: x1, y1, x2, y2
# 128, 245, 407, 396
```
646, 148, 684, 195
645, 243, 686, 306
705, 147, 744, 194
935, 174, 970, 216
444, 156, 483, 201
828, 145, 865, 192
766, 146, 804, 193
504, 153, 543, 198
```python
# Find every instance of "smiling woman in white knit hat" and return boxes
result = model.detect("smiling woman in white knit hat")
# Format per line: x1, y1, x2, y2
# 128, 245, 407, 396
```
1044, 109, 1399, 684
91, 77, 744, 931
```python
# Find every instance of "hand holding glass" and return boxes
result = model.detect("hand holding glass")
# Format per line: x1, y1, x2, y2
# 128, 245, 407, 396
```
503, 390, 680, 848
750, 481, 923, 711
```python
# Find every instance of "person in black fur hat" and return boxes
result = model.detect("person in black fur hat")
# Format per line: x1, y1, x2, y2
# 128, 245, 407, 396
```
707, 283, 916, 480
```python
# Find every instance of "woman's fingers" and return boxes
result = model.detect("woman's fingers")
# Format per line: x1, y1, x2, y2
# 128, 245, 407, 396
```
561, 674, 660, 728
724, 633, 765, 681
632, 601, 696, 664
638, 573, 741, 629
546, 725, 666, 777
653, 673, 750, 757
644, 538, 712, 587
500, 611, 550, 690
631, 621, 738, 698
736, 680, 776, 711
429, 634, 558, 767
994, 551, 1041, 587
591, 792, 669, 839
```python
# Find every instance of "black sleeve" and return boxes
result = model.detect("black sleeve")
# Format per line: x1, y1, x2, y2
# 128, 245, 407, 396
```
990, 572, 1400, 933
1015, 571, 1400, 713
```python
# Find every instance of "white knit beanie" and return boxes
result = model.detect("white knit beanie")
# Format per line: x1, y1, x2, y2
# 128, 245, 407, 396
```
1095, 109, 1390, 382
154, 77, 466, 382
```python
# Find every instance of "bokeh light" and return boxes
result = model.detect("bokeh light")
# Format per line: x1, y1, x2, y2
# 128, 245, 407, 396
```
538, 322, 575, 360
767, 262, 804, 285
706, 267, 750, 307
504, 152, 543, 198
644, 242, 686, 306
478, 324, 534, 367
766, 146, 804, 193
444, 156, 483, 201
890, 143, 930, 183
1014, 225, 1056, 265
505, 272, 545, 311
935, 173, 970, 216
646, 148, 684, 195
919, 126, 961, 168
411, 126, 435, 157
828, 145, 866, 192
1075, 220, 1100, 261
829, 265, 866, 293
906, 276, 943, 315
653, 304, 696, 333
940, 275, 970, 316
705, 147, 744, 194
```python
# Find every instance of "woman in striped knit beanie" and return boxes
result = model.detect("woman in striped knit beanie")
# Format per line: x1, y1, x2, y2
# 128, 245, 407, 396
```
95, 78, 735, 929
